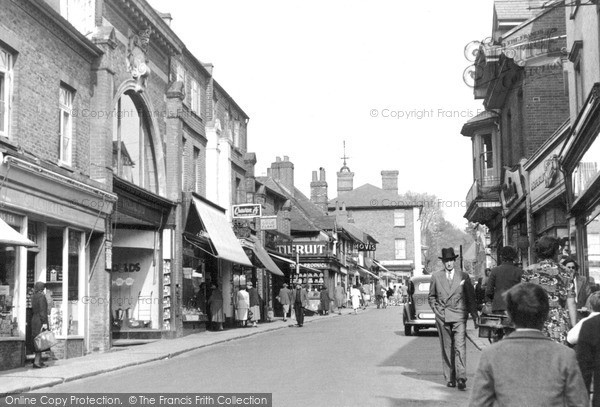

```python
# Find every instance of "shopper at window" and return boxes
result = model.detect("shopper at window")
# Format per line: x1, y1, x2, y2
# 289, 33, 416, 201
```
31, 281, 48, 368
247, 282, 261, 327
521, 236, 577, 344
207, 283, 224, 331
236, 286, 249, 327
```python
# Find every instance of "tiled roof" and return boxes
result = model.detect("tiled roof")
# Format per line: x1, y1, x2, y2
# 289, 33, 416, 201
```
328, 183, 421, 209
494, 0, 548, 21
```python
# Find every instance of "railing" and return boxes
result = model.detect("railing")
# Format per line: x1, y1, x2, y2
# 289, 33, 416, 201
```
465, 176, 502, 208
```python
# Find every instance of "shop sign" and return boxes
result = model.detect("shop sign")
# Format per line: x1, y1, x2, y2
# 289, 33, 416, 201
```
354, 242, 376, 251
260, 216, 277, 230
0, 211, 23, 227
111, 263, 141, 273
276, 242, 328, 256
298, 263, 329, 269
105, 240, 112, 271
380, 260, 414, 266
232, 204, 261, 218
501, 167, 525, 209
530, 149, 563, 205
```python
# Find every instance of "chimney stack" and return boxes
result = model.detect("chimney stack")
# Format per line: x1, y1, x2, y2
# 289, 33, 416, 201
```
381, 170, 399, 195
310, 167, 328, 214
270, 156, 294, 195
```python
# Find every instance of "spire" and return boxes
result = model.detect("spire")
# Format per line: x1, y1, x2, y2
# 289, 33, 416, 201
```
340, 140, 351, 173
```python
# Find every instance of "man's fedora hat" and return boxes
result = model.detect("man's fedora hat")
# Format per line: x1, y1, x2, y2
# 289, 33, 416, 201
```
439, 247, 459, 261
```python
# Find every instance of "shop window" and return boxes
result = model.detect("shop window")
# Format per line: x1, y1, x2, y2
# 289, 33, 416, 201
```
0, 47, 13, 139
59, 86, 74, 166
572, 134, 600, 199
46, 227, 84, 336
395, 238, 406, 260
586, 213, 600, 283
0, 244, 18, 337
394, 210, 405, 227
112, 92, 158, 193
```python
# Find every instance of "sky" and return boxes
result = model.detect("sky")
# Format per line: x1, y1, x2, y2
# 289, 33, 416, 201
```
148, 0, 495, 228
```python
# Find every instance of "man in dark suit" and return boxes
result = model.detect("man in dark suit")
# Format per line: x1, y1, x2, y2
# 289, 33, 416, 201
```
291, 283, 308, 327
470, 283, 588, 406
563, 258, 592, 321
428, 248, 478, 390
485, 246, 522, 313
576, 292, 600, 406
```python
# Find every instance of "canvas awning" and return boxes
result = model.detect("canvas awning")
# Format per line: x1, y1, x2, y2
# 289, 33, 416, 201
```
358, 266, 380, 280
0, 218, 36, 247
248, 236, 284, 276
192, 197, 252, 266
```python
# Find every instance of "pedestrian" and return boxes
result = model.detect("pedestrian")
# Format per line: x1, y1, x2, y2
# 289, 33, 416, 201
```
469, 283, 589, 407
277, 283, 291, 322
568, 291, 600, 345
247, 282, 261, 327
428, 247, 478, 390
333, 282, 346, 315
386, 286, 394, 306
563, 257, 592, 322
207, 282, 224, 331
236, 286, 249, 327
575, 294, 600, 406
319, 285, 330, 315
521, 236, 577, 344
401, 283, 408, 304
31, 281, 49, 368
292, 283, 308, 327
350, 284, 362, 314
375, 281, 383, 309
393, 285, 401, 305
484, 246, 522, 314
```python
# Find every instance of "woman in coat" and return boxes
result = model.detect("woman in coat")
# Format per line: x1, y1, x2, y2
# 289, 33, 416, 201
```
236, 286, 249, 327
247, 282, 261, 327
320, 286, 331, 315
207, 283, 224, 331
31, 281, 49, 368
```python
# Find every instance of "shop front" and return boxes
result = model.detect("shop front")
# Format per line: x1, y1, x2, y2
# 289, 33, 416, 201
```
0, 156, 115, 369
526, 122, 569, 263
501, 165, 530, 266
561, 83, 600, 282
184, 195, 252, 328
111, 179, 174, 341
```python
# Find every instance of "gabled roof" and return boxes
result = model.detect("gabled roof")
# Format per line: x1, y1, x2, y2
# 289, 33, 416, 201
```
328, 183, 421, 209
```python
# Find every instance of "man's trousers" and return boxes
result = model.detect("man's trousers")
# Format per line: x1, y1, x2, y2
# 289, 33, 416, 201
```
434, 318, 467, 383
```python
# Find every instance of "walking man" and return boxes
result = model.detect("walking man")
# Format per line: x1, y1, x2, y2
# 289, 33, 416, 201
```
428, 247, 478, 391
278, 283, 291, 322
333, 282, 346, 315
484, 246, 523, 314
292, 283, 308, 327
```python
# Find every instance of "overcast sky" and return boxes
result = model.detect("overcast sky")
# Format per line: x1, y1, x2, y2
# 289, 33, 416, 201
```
148, 0, 495, 228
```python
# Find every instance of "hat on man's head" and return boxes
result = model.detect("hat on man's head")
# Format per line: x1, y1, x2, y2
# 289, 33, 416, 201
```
439, 247, 459, 261
246, 282, 253, 287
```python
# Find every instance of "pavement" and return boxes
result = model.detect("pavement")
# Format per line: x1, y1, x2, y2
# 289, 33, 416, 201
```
0, 307, 486, 397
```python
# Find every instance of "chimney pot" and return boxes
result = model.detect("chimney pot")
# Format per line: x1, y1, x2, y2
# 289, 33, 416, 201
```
284, 156, 289, 161
312, 171, 318, 181
276, 156, 282, 162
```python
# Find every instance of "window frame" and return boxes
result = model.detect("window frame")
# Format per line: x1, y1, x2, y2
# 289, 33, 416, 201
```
394, 238, 407, 260
0, 47, 13, 139
394, 210, 405, 227
59, 86, 74, 166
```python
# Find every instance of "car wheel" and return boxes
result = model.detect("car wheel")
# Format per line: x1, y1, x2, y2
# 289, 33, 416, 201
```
404, 324, 412, 336
414, 326, 421, 335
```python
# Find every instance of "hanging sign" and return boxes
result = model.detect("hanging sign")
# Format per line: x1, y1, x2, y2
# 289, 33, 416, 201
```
232, 204, 261, 218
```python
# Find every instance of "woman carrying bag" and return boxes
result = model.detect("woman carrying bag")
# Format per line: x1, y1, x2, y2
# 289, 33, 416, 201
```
32, 281, 49, 368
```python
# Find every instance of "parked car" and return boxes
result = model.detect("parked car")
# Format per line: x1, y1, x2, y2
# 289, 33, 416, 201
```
403, 275, 436, 336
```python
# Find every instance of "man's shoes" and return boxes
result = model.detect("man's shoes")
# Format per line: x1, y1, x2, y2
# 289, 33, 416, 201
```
32, 364, 46, 369
446, 381, 456, 388
457, 379, 466, 390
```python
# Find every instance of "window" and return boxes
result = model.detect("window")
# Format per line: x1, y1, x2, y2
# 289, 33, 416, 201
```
572, 133, 600, 199
394, 238, 406, 260
0, 47, 13, 138
575, 60, 584, 113
233, 120, 240, 148
394, 210, 405, 227
191, 80, 201, 116
181, 136, 187, 191
480, 133, 494, 185
59, 86, 74, 166
193, 146, 199, 192
112, 92, 158, 193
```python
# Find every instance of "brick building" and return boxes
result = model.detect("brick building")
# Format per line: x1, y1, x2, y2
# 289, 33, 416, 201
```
463, 1, 569, 267
325, 165, 423, 282
0, 0, 258, 369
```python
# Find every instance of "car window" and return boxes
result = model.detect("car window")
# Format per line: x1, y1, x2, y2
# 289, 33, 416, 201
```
417, 282, 430, 292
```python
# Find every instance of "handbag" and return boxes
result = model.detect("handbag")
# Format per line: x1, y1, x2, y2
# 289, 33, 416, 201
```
34, 329, 58, 352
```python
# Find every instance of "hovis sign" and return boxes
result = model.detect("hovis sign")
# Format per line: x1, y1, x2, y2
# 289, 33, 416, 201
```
232, 204, 262, 218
